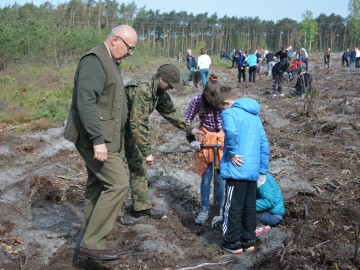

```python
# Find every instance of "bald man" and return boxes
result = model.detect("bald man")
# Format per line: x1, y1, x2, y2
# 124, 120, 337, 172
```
64, 25, 138, 261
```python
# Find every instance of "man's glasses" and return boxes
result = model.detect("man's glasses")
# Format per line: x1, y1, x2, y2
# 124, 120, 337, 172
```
115, 36, 136, 53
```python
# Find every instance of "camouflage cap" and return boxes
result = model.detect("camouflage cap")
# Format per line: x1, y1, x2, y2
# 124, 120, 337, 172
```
158, 64, 185, 91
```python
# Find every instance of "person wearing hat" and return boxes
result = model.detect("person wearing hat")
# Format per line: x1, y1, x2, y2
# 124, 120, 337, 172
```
118, 64, 203, 225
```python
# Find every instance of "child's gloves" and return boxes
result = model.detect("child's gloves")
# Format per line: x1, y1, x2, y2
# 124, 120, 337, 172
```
257, 174, 266, 188
190, 141, 201, 151
211, 215, 223, 228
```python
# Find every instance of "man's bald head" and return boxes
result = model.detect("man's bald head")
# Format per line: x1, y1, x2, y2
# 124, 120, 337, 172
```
105, 25, 138, 64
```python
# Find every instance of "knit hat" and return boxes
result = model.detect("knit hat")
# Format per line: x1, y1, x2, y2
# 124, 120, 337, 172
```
157, 64, 185, 91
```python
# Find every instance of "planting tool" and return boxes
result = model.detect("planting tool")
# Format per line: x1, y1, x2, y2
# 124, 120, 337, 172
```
200, 143, 223, 227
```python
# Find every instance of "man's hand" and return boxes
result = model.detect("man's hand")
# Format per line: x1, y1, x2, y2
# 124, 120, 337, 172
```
190, 141, 201, 151
145, 154, 154, 165
93, 144, 108, 162
191, 128, 203, 139
230, 154, 244, 167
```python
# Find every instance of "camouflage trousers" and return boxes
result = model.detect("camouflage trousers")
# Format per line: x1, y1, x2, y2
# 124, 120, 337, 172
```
124, 128, 152, 212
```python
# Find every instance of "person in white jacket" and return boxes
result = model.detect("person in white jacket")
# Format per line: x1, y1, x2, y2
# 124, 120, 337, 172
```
197, 48, 212, 88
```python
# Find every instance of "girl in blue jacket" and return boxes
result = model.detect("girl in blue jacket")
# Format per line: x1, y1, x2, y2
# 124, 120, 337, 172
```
246, 49, 258, 83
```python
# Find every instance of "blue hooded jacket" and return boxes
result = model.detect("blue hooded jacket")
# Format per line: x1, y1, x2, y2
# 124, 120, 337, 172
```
246, 54, 258, 67
256, 174, 286, 215
220, 98, 269, 181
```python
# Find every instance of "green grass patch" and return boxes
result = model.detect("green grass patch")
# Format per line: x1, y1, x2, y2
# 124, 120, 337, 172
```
0, 65, 73, 131
0, 53, 225, 132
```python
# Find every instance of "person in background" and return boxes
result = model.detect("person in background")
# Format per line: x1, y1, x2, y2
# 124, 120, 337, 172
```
324, 47, 331, 68
342, 48, 350, 68
214, 87, 270, 254
256, 174, 285, 226
272, 59, 290, 97
177, 52, 183, 63
185, 49, 198, 88
289, 58, 307, 81
355, 47, 360, 68
288, 69, 312, 98
285, 46, 293, 59
237, 50, 247, 83
255, 49, 262, 79
246, 49, 258, 83
197, 48, 212, 88
349, 47, 356, 69
232, 49, 240, 68
261, 47, 269, 76
64, 25, 137, 261
274, 47, 288, 61
230, 49, 235, 67
121, 64, 203, 224
264, 50, 275, 78
298, 48, 309, 71
184, 74, 225, 225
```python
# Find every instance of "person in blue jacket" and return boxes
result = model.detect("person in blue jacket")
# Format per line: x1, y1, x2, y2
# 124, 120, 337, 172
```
342, 48, 350, 68
256, 174, 285, 226
237, 51, 246, 83
246, 49, 258, 83
349, 47, 357, 69
214, 86, 270, 254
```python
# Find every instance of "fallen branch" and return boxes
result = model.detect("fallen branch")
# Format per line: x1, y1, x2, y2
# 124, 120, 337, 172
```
46, 233, 68, 239
180, 196, 192, 205
303, 204, 308, 219
297, 191, 317, 197
314, 185, 322, 194
353, 224, 360, 264
315, 240, 330, 247
277, 247, 286, 263
177, 260, 235, 270
56, 175, 83, 181
177, 184, 192, 192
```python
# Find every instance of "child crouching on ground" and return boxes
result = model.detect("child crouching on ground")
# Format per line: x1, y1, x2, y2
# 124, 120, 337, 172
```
214, 86, 270, 254
256, 173, 285, 226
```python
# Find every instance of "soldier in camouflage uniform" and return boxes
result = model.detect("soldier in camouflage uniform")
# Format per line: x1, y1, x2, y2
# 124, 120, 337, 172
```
120, 64, 203, 224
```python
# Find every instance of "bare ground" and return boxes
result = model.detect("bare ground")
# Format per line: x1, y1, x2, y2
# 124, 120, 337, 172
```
0, 58, 360, 270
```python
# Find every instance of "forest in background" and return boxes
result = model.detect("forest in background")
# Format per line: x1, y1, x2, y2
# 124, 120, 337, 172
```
1, 0, 360, 69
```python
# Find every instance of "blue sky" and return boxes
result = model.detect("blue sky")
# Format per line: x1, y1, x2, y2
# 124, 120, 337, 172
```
1, 0, 350, 22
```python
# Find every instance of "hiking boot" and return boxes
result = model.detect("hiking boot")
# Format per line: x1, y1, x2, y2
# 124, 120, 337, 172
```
242, 239, 255, 252
117, 214, 139, 226
221, 240, 243, 254
195, 210, 208, 225
132, 208, 165, 220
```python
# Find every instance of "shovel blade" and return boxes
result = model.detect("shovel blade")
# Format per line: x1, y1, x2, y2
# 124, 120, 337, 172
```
209, 204, 220, 223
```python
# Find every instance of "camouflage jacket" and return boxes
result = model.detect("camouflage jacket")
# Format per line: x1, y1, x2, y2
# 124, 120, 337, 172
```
125, 76, 193, 157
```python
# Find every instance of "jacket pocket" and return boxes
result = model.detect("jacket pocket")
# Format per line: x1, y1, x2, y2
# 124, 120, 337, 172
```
98, 107, 117, 143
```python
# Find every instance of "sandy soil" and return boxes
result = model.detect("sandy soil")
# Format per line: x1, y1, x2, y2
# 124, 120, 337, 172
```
0, 58, 359, 270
